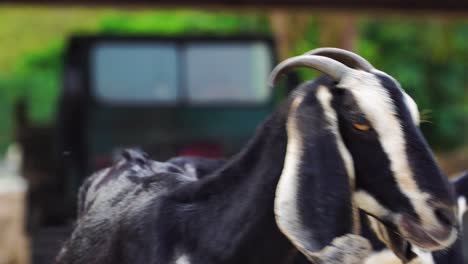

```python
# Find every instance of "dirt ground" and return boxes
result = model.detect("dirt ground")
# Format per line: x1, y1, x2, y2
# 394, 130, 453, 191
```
0, 179, 29, 264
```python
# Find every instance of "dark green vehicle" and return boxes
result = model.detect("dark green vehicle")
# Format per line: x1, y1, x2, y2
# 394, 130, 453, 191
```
58, 35, 282, 204
30, 35, 296, 263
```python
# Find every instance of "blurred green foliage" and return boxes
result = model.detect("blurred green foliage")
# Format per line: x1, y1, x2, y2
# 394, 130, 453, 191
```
98, 10, 270, 34
356, 20, 468, 150
0, 8, 466, 155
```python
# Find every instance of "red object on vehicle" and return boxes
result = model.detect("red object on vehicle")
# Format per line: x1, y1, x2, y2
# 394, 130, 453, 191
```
178, 144, 223, 158
94, 156, 112, 169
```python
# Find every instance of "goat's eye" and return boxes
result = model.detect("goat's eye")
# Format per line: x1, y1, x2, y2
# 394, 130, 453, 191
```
352, 123, 371, 131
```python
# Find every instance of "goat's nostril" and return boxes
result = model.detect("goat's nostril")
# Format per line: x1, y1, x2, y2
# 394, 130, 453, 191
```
434, 207, 456, 228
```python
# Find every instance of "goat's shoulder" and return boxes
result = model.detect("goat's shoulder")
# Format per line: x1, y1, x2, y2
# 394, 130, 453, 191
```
77, 151, 227, 219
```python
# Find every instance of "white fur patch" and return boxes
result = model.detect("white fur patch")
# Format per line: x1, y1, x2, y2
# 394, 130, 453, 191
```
371, 69, 420, 126
402, 93, 420, 125
457, 196, 466, 224
184, 164, 198, 180
311, 234, 371, 264
364, 248, 434, 264
175, 254, 190, 264
412, 247, 435, 264
364, 249, 402, 264
354, 191, 393, 220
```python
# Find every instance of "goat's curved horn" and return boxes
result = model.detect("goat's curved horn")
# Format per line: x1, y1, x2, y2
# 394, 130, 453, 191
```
305, 47, 374, 71
269, 55, 351, 86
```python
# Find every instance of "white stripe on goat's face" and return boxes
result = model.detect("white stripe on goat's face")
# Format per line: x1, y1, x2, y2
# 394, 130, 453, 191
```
333, 69, 457, 251
339, 71, 419, 194
371, 69, 420, 126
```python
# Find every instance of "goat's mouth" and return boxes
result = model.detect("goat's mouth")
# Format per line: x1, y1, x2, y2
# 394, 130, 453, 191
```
364, 211, 457, 252
396, 215, 457, 251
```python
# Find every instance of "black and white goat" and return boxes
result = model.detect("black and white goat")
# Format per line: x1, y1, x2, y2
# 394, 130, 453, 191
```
57, 48, 459, 264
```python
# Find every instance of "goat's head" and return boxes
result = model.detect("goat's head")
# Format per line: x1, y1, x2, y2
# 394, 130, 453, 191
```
271, 48, 458, 255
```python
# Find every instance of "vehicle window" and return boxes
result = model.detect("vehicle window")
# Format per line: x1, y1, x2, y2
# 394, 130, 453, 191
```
185, 42, 272, 104
92, 43, 178, 104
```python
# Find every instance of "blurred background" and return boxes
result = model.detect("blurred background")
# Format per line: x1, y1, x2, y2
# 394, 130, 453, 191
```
0, 1, 466, 264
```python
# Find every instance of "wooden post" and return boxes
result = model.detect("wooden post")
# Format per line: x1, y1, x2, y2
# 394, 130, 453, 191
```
0, 189, 30, 264
270, 10, 292, 60
318, 14, 357, 50
270, 11, 358, 60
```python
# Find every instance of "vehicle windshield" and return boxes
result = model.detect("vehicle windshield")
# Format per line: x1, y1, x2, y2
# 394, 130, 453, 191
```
185, 42, 271, 104
91, 41, 272, 105
92, 43, 179, 103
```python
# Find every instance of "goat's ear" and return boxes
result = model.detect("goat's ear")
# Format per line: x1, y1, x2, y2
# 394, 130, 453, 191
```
275, 86, 370, 262
452, 171, 468, 202
451, 170, 468, 225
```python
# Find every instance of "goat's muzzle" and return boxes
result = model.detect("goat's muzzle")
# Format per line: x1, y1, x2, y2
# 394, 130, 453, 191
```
397, 212, 458, 251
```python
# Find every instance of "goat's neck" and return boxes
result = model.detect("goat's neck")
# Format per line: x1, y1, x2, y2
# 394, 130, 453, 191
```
176, 108, 288, 200
173, 109, 292, 262
199, 109, 287, 201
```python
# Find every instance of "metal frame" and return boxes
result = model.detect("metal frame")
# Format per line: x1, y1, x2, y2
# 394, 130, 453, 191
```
3, 0, 467, 13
